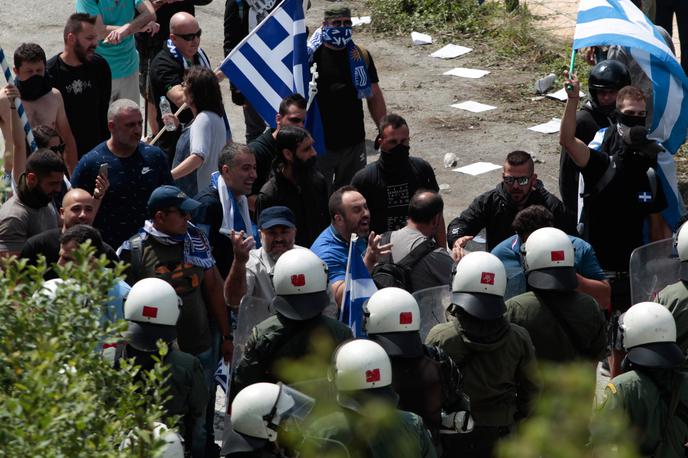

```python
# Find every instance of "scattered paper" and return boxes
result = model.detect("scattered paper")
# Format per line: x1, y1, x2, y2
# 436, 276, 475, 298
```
351, 16, 371, 26
528, 118, 562, 134
430, 44, 472, 59
451, 101, 496, 113
546, 87, 585, 101
443, 67, 490, 79
453, 162, 502, 176
411, 31, 432, 45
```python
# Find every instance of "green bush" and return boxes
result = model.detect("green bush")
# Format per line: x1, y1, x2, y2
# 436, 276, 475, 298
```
0, 246, 171, 457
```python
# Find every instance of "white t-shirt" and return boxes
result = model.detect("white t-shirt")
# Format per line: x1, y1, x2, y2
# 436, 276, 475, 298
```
190, 111, 227, 192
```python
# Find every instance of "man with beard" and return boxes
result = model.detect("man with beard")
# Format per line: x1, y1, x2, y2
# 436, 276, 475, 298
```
311, 185, 390, 307
560, 74, 669, 328
256, 126, 329, 247
351, 114, 443, 245
0, 43, 78, 174
224, 206, 300, 308
0, 149, 65, 256
47, 14, 112, 159
447, 150, 572, 261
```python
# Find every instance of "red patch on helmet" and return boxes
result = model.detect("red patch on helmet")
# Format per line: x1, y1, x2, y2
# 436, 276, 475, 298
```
551, 250, 565, 262
142, 306, 158, 318
291, 274, 305, 287
480, 272, 495, 285
399, 312, 413, 325
365, 368, 381, 383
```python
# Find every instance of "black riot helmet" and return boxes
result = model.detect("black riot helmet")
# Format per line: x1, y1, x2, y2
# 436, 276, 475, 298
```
588, 60, 631, 115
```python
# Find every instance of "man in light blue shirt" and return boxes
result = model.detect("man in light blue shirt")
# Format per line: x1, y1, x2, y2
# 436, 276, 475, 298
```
491, 205, 611, 311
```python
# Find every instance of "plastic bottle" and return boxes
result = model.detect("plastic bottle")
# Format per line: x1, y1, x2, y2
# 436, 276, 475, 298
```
159, 96, 176, 132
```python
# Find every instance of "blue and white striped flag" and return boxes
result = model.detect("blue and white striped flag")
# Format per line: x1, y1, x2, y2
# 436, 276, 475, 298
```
219, 0, 325, 153
573, 0, 688, 154
341, 235, 377, 338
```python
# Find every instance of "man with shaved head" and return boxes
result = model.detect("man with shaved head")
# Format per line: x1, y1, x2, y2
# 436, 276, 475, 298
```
21, 188, 119, 278
150, 11, 216, 159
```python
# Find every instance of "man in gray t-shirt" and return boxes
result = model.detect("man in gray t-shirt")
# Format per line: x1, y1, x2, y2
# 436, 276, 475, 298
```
388, 190, 453, 292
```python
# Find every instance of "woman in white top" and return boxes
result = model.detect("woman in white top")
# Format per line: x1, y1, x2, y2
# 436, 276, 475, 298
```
170, 66, 229, 194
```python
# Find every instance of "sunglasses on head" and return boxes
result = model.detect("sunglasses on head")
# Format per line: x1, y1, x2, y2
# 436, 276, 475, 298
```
50, 143, 66, 154
503, 175, 531, 186
174, 29, 202, 41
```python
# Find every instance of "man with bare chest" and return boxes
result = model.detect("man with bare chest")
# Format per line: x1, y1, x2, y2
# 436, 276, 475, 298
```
0, 44, 78, 175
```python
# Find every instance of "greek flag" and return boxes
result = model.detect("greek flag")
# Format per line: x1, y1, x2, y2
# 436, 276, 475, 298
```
573, 0, 688, 154
341, 235, 377, 338
219, 0, 325, 153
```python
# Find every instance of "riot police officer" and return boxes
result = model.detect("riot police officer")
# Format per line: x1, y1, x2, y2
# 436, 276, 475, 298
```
657, 222, 688, 353
425, 252, 540, 458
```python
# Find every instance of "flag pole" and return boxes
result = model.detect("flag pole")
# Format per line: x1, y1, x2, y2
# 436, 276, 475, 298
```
147, 103, 188, 145
0, 46, 38, 153
340, 234, 356, 322
566, 47, 576, 92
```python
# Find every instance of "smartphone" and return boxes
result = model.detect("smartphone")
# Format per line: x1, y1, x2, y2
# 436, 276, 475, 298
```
98, 163, 109, 178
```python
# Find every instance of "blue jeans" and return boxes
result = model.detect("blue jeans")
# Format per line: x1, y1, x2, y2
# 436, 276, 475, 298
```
191, 328, 220, 457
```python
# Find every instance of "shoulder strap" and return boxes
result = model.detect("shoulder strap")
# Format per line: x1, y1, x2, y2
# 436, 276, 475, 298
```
535, 292, 593, 359
396, 238, 437, 269
581, 154, 617, 199
355, 44, 371, 68
128, 234, 144, 281
647, 166, 658, 199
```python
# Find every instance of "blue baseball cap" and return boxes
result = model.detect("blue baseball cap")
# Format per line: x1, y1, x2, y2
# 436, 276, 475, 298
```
147, 185, 201, 214
258, 206, 296, 229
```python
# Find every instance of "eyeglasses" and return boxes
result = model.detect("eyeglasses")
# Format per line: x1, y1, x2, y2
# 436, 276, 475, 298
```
50, 143, 66, 154
173, 29, 202, 41
328, 19, 353, 27
503, 175, 531, 186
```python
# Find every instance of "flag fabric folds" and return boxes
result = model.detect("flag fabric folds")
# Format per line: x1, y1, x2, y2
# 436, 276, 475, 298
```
573, 0, 688, 154
341, 235, 378, 338
219, 0, 325, 153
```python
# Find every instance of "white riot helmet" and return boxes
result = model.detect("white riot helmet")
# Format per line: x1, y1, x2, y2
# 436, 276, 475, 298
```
222, 382, 315, 455
676, 222, 688, 281
523, 227, 578, 291
364, 287, 423, 358
619, 302, 684, 368
124, 278, 182, 351
451, 252, 506, 319
120, 422, 184, 458
271, 248, 329, 320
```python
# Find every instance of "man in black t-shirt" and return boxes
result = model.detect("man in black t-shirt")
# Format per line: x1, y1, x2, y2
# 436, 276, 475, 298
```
312, 6, 387, 192
47, 13, 112, 159
351, 114, 443, 245
149, 11, 213, 158
560, 75, 670, 313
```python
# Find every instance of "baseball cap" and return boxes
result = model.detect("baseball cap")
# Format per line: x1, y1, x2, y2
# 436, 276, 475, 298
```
258, 206, 296, 229
324, 6, 351, 19
147, 185, 201, 214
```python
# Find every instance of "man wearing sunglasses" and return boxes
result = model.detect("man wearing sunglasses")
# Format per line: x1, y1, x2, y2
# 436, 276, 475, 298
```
447, 150, 571, 262
150, 11, 213, 159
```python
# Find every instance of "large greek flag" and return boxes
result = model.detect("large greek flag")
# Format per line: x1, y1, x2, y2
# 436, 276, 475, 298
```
219, 0, 324, 152
341, 235, 377, 338
573, 0, 688, 154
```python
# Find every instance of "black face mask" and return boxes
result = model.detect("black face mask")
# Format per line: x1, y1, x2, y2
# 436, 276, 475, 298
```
16, 74, 52, 101
615, 110, 646, 128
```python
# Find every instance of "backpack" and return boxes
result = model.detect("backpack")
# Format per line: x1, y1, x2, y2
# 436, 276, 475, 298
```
371, 232, 436, 291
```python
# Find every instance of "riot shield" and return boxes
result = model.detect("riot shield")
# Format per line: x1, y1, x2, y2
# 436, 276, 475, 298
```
413, 285, 451, 341
232, 296, 273, 368
629, 238, 680, 304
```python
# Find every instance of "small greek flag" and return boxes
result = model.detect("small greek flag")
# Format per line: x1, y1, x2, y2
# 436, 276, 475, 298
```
341, 235, 378, 338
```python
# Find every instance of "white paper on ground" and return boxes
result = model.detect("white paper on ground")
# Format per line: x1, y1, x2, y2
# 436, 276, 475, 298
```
451, 101, 496, 113
430, 44, 472, 59
351, 16, 371, 26
443, 67, 490, 79
411, 31, 433, 45
546, 87, 586, 101
452, 162, 502, 176
528, 118, 562, 134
